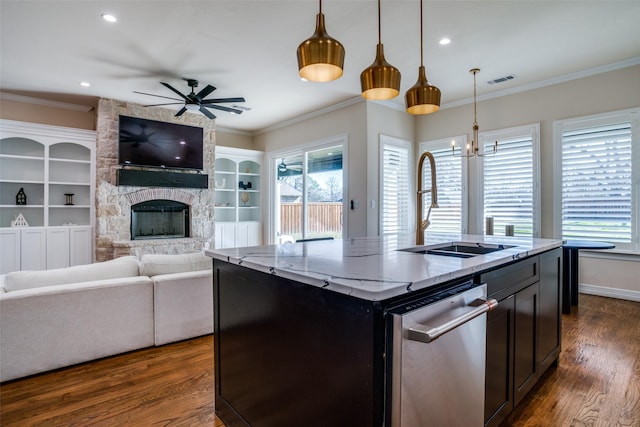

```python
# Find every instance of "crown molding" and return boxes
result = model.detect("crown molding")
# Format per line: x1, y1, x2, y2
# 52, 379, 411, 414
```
442, 56, 640, 110
255, 96, 364, 135
0, 92, 94, 112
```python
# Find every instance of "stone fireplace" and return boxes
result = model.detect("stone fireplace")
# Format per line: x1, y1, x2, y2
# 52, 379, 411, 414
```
95, 98, 216, 261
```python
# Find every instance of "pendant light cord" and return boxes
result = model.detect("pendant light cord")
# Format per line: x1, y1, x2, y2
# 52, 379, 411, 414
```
377, 0, 381, 44
473, 70, 478, 126
319, 0, 322, 14
419, 0, 424, 66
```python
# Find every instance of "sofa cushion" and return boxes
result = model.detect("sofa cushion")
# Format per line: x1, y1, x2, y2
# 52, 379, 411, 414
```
3, 256, 140, 292
139, 252, 211, 277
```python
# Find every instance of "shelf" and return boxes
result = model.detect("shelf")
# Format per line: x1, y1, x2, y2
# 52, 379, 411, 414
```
49, 158, 91, 165
1, 120, 95, 230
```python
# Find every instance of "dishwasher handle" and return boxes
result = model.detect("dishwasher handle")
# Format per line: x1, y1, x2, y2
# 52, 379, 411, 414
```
407, 297, 498, 343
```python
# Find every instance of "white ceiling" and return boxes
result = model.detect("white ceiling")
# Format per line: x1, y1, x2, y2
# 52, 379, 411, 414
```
1, 1, 639, 133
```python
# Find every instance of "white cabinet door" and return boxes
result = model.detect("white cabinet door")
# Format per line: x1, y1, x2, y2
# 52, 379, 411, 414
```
220, 223, 237, 249
69, 226, 93, 266
246, 222, 262, 247
20, 228, 46, 271
235, 222, 261, 248
0, 229, 20, 274
46, 227, 70, 269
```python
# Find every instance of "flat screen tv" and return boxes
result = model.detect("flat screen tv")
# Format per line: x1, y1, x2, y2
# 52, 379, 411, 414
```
118, 115, 204, 170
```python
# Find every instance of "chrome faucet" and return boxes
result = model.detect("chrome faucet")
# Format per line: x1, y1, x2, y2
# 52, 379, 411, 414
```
416, 151, 438, 245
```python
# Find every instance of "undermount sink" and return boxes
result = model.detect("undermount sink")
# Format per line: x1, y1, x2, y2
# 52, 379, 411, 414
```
399, 242, 515, 258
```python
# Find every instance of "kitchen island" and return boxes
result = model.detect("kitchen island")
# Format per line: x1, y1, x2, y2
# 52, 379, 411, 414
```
206, 234, 563, 427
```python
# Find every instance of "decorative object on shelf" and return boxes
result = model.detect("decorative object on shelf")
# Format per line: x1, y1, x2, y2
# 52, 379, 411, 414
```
405, 0, 441, 115
64, 193, 75, 206
16, 188, 27, 205
238, 181, 252, 190
10, 213, 29, 227
245, 167, 252, 173
215, 178, 226, 189
240, 192, 250, 207
297, 0, 345, 83
452, 68, 498, 158
361, 0, 401, 100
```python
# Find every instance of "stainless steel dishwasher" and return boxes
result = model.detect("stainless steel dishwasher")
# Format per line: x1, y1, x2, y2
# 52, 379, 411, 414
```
389, 282, 497, 426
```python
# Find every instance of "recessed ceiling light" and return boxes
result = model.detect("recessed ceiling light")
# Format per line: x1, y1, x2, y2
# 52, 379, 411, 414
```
80, 82, 90, 87
101, 13, 117, 23
439, 38, 451, 45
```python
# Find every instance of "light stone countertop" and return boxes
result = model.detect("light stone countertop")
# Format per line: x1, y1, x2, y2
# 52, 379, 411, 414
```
205, 233, 564, 301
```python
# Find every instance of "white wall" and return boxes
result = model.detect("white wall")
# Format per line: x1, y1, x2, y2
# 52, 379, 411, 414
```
415, 64, 640, 298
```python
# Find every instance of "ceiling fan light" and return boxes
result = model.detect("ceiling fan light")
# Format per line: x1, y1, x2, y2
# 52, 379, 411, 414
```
360, 44, 401, 100
405, 65, 441, 115
297, 12, 345, 82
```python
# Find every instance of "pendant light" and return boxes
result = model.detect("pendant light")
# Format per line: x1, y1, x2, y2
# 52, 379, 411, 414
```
297, 0, 345, 83
405, 0, 441, 114
452, 68, 498, 157
360, 0, 401, 100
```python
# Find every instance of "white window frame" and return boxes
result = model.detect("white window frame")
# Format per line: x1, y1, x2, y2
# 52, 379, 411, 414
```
553, 108, 640, 253
379, 135, 412, 235
476, 123, 541, 237
420, 135, 469, 234
265, 134, 348, 244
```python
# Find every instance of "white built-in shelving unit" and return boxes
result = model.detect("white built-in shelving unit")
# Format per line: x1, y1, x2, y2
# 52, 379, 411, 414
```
0, 119, 95, 273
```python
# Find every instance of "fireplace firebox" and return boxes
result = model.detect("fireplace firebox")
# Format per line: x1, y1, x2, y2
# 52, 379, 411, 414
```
131, 200, 190, 240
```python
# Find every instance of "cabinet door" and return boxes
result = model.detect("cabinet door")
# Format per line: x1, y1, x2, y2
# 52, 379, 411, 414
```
485, 294, 515, 427
538, 248, 562, 371
513, 282, 539, 406
46, 227, 70, 269
69, 226, 92, 266
246, 222, 262, 247
0, 229, 20, 274
20, 228, 46, 271
216, 223, 237, 249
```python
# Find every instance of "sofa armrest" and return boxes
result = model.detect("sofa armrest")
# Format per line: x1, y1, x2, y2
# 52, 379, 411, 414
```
0, 276, 154, 382
152, 270, 213, 346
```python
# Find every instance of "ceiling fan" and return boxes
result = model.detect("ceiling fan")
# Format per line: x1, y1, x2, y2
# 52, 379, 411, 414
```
134, 78, 246, 119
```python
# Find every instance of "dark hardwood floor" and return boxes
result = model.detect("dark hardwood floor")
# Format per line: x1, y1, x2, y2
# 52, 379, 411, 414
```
1, 294, 638, 426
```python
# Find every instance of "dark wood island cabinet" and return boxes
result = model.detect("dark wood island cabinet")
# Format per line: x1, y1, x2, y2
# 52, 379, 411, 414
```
483, 247, 562, 426
207, 235, 563, 427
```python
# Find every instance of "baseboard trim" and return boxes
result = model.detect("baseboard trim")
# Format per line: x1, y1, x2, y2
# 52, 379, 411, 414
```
579, 283, 640, 302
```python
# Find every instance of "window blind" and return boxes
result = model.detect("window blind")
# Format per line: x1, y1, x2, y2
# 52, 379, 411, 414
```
422, 147, 463, 233
483, 136, 534, 236
382, 143, 410, 234
561, 123, 632, 243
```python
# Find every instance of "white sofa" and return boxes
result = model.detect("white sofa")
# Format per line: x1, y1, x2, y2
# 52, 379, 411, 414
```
0, 252, 213, 383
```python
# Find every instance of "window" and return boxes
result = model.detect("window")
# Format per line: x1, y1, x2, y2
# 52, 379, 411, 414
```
270, 138, 346, 243
380, 136, 411, 234
555, 109, 639, 251
419, 136, 467, 234
479, 124, 540, 237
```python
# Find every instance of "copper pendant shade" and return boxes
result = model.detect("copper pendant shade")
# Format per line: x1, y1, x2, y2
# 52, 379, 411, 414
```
297, 0, 345, 83
405, 0, 440, 114
360, 0, 400, 100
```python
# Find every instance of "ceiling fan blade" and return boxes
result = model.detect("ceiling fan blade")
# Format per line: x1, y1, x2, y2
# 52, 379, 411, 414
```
203, 104, 243, 114
133, 91, 183, 101
200, 97, 246, 104
175, 106, 187, 117
200, 106, 216, 119
161, 82, 190, 101
195, 84, 216, 101
142, 102, 185, 107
